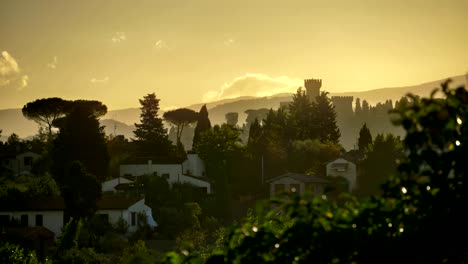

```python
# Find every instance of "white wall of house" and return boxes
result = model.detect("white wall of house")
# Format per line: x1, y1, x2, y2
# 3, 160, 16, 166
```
1, 199, 156, 239
102, 177, 133, 193
326, 158, 357, 192
182, 154, 205, 176
2, 211, 64, 237
120, 158, 211, 192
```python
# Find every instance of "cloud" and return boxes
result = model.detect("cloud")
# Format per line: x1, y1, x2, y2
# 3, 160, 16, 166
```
47, 56, 58, 69
203, 73, 302, 102
111, 32, 126, 43
90, 76, 109, 83
0, 50, 28, 90
224, 38, 235, 47
154, 40, 168, 49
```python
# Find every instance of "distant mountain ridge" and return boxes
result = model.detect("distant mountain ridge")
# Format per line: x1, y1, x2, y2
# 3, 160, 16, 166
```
1, 74, 466, 140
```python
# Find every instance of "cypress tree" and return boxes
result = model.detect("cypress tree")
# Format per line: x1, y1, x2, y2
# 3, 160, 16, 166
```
192, 104, 212, 150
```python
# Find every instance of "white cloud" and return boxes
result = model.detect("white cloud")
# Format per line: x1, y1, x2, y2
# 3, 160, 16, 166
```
90, 76, 109, 83
19, 75, 29, 90
224, 38, 235, 47
0, 51, 19, 75
111, 32, 126, 43
154, 40, 168, 49
203, 73, 302, 102
47, 56, 58, 69
0, 51, 28, 90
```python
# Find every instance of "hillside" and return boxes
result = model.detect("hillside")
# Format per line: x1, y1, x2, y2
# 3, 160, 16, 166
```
0, 74, 466, 139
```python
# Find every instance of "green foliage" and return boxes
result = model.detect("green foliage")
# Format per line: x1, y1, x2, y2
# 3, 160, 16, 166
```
164, 80, 468, 263
58, 247, 109, 264
0, 175, 60, 202
356, 133, 403, 197
288, 88, 316, 140
57, 219, 83, 253
133, 93, 172, 156
0, 242, 40, 264
119, 240, 154, 264
194, 124, 244, 219
314, 91, 341, 143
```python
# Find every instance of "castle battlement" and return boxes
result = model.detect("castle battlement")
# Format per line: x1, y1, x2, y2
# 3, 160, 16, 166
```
304, 78, 322, 103
304, 79, 322, 89
331, 96, 354, 102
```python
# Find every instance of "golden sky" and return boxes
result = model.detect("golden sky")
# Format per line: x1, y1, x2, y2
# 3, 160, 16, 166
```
1, 0, 467, 110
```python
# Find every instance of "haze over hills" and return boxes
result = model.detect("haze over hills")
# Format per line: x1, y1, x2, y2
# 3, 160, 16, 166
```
0, 74, 466, 141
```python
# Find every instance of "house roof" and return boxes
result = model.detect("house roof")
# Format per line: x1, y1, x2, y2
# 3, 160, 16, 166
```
0, 195, 144, 212
266, 173, 330, 184
182, 174, 212, 183
121, 155, 185, 165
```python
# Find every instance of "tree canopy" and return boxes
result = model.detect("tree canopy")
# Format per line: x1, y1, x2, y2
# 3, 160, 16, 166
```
133, 93, 172, 156
22, 97, 68, 136
193, 104, 211, 149
358, 123, 372, 152
163, 108, 198, 146
163, 80, 468, 263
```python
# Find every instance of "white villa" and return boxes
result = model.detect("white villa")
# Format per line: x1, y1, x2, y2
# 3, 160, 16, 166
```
0, 196, 156, 239
119, 153, 211, 193
326, 158, 357, 192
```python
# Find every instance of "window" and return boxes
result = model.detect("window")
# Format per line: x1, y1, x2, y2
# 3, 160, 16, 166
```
35, 214, 43, 227
24, 156, 33, 166
21, 214, 28, 227
131, 212, 136, 226
162, 173, 170, 180
274, 184, 285, 194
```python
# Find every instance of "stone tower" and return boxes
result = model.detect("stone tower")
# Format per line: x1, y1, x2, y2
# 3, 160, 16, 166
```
304, 78, 322, 103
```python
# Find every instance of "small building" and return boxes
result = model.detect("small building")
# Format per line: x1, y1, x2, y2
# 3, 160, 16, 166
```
267, 173, 330, 197
0, 196, 156, 239
120, 153, 211, 193
326, 158, 357, 192
1, 151, 41, 176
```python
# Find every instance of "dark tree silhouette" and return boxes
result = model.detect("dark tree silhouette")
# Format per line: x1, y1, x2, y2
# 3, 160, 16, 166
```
59, 161, 101, 219
66, 100, 107, 117
22, 97, 68, 136
163, 108, 198, 146
133, 93, 171, 156
358, 123, 372, 152
192, 104, 211, 150
51, 104, 109, 182
314, 91, 340, 143
288, 88, 316, 140
355, 97, 362, 115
